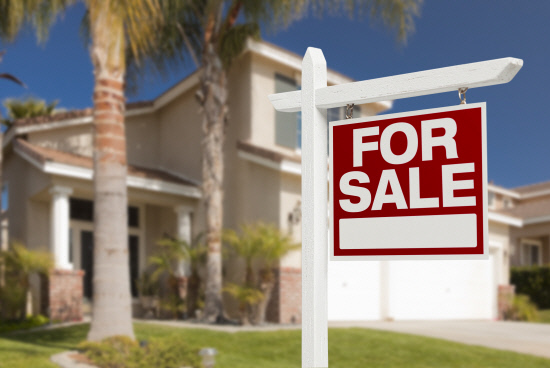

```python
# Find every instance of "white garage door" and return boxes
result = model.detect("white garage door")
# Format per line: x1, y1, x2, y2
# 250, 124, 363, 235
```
327, 252, 498, 321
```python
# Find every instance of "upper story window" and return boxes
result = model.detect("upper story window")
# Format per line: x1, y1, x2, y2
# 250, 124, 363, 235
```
275, 74, 300, 150
487, 191, 495, 209
275, 72, 362, 151
2, 183, 8, 211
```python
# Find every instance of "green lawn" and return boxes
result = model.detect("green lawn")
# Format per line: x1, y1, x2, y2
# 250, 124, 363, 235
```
1, 323, 550, 368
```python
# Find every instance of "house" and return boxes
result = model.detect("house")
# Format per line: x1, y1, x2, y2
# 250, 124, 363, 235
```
1, 39, 544, 323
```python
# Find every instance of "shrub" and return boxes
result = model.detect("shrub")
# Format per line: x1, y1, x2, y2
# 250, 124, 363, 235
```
0, 243, 53, 321
510, 266, 550, 309
79, 335, 203, 368
0, 314, 49, 334
502, 294, 539, 322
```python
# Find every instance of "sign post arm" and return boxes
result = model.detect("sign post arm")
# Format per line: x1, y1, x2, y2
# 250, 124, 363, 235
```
269, 57, 523, 112
301, 47, 328, 368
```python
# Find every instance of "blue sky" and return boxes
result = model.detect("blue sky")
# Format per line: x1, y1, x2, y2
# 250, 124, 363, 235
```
0, 1, 547, 188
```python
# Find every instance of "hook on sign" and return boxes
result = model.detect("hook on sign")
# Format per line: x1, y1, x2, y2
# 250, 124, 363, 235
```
458, 88, 468, 105
345, 104, 355, 119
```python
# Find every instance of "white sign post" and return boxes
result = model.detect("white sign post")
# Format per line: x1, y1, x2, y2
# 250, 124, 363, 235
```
269, 48, 522, 368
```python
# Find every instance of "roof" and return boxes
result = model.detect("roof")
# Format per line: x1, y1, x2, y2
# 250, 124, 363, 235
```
10, 100, 155, 129
495, 197, 550, 221
6, 40, 390, 136
14, 138, 198, 188
513, 181, 550, 195
237, 140, 301, 164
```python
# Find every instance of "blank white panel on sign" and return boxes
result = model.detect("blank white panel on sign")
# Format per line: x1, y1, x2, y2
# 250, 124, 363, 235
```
339, 214, 477, 249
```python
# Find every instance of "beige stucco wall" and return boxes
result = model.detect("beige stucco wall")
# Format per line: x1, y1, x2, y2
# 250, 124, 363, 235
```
4, 151, 51, 248
29, 124, 93, 157
488, 220, 511, 285
126, 112, 161, 168
158, 89, 203, 182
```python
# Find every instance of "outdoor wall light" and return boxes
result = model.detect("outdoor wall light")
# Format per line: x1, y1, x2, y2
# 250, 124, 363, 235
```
199, 347, 218, 368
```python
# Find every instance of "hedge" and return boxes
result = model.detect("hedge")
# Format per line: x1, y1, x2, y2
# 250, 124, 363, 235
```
510, 266, 550, 309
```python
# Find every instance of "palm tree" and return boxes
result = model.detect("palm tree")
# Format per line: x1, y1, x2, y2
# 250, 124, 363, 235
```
0, 0, 179, 341
254, 224, 298, 324
2, 97, 58, 127
163, 0, 423, 322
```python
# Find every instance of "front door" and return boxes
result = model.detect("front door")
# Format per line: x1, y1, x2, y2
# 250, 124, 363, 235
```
79, 231, 140, 299
80, 230, 94, 299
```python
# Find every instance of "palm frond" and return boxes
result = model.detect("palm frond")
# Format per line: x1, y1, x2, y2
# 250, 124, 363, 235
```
0, 73, 25, 87
0, 0, 75, 43
310, 0, 422, 42
217, 22, 259, 69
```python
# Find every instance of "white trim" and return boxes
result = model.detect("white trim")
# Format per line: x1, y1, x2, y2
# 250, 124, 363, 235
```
488, 211, 523, 227
13, 145, 45, 171
126, 175, 201, 198
518, 188, 550, 200
154, 72, 201, 109
157, 166, 201, 187
4, 116, 93, 148
46, 162, 93, 180
125, 106, 155, 117
14, 148, 201, 198
523, 214, 550, 225
238, 150, 302, 176
487, 183, 521, 199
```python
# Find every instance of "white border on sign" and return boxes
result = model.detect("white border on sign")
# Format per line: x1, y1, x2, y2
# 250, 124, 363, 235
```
329, 103, 488, 261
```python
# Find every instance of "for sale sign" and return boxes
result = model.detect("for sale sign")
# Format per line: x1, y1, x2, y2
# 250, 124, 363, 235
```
329, 103, 487, 260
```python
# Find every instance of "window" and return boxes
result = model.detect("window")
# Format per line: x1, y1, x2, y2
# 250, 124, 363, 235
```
275, 74, 363, 150
487, 191, 495, 209
70, 198, 140, 228
521, 240, 542, 266
70, 198, 94, 221
1, 182, 8, 211
275, 74, 300, 149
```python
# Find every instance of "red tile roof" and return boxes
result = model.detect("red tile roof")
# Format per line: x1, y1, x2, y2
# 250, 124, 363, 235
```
14, 139, 197, 187
11, 100, 154, 128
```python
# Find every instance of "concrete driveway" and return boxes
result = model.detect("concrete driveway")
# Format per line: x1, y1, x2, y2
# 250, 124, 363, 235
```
329, 320, 550, 359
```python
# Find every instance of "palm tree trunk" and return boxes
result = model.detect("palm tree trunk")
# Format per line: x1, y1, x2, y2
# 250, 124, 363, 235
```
200, 42, 227, 323
87, 2, 134, 341
255, 268, 275, 325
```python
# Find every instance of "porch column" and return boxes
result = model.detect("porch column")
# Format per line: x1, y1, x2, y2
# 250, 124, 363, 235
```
49, 185, 73, 270
174, 205, 193, 276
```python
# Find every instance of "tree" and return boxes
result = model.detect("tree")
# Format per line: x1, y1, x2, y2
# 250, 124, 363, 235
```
2, 97, 58, 127
224, 222, 298, 324
0, 0, 178, 341
0, 242, 53, 321
163, 0, 423, 322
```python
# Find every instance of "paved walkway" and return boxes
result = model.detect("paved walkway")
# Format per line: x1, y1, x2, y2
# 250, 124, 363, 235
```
330, 320, 550, 359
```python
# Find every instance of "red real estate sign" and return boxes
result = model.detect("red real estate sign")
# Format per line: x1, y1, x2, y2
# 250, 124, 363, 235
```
329, 103, 488, 260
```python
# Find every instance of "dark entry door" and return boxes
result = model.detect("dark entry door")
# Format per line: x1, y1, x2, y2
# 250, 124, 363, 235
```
80, 230, 94, 299
80, 231, 139, 299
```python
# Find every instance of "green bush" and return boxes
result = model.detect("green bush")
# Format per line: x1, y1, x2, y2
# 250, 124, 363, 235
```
510, 266, 550, 309
79, 335, 203, 368
503, 294, 539, 322
0, 314, 49, 334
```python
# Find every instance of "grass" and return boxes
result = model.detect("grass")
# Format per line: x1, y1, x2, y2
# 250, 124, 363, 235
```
539, 309, 550, 323
1, 322, 550, 367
